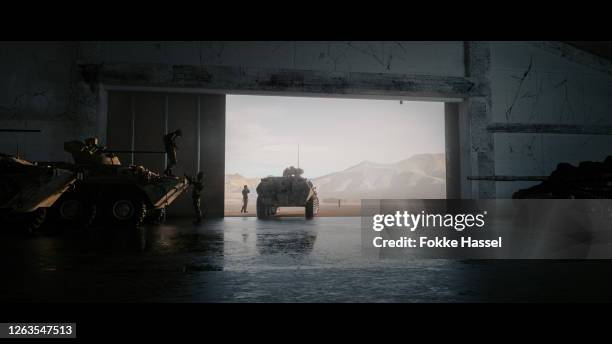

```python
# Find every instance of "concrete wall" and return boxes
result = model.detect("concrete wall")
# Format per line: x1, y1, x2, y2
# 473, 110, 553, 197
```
489, 42, 612, 197
2, 41, 611, 200
0, 42, 79, 162
97, 41, 465, 76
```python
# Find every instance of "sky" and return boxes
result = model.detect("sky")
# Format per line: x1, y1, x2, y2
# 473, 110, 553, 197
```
225, 95, 445, 179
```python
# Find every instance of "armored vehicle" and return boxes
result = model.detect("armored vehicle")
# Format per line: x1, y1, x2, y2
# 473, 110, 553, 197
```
48, 138, 189, 229
468, 156, 612, 199
512, 156, 612, 199
256, 166, 319, 219
0, 154, 76, 234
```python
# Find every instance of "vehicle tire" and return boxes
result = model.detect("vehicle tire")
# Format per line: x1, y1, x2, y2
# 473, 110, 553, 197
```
18, 208, 46, 235
2, 208, 46, 235
305, 198, 315, 219
107, 195, 147, 229
256, 197, 268, 219
47, 193, 97, 233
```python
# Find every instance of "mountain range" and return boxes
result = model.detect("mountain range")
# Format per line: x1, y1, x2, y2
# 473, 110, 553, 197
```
225, 153, 446, 201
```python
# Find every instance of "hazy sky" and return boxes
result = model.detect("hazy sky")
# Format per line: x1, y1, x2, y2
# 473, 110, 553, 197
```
225, 95, 445, 179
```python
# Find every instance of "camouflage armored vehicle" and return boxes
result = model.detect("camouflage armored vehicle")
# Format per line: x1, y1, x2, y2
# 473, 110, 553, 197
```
256, 166, 319, 219
47, 138, 189, 229
512, 156, 612, 199
0, 153, 76, 234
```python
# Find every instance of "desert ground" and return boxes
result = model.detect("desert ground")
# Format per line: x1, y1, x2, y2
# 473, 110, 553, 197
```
224, 199, 362, 217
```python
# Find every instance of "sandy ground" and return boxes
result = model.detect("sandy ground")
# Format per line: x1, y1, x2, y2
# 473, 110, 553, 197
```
224, 199, 362, 217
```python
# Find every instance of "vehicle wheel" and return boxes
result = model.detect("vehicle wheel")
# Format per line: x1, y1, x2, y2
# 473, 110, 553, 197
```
24, 208, 47, 235
2, 208, 47, 235
256, 197, 268, 219
305, 196, 319, 219
47, 193, 97, 232
305, 198, 314, 219
107, 196, 147, 229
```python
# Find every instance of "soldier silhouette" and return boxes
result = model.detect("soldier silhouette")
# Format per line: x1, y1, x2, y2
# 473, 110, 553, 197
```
187, 171, 205, 224
163, 129, 182, 176
241, 185, 250, 213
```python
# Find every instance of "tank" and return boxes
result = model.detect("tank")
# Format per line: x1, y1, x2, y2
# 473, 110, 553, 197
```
256, 166, 319, 219
512, 156, 612, 199
48, 138, 189, 230
0, 153, 76, 234
468, 157, 612, 199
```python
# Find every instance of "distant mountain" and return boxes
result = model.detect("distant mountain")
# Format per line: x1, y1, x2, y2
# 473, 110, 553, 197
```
311, 153, 445, 200
225, 153, 446, 201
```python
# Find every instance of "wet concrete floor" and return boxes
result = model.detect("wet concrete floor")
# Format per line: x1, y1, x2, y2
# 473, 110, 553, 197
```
2, 217, 612, 302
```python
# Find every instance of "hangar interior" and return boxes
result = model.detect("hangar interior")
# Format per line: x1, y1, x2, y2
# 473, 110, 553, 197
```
2, 41, 612, 302
4, 41, 612, 216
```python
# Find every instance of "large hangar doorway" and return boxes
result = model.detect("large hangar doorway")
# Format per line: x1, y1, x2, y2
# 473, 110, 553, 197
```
105, 91, 225, 217
105, 91, 459, 218
225, 95, 447, 217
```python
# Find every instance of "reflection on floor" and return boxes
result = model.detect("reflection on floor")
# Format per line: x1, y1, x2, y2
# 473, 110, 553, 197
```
1, 217, 612, 302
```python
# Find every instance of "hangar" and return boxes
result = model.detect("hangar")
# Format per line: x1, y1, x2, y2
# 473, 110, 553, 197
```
5, 42, 611, 212
2, 41, 612, 302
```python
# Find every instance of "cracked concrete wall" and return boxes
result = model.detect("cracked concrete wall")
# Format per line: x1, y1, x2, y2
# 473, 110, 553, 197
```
490, 42, 612, 197
462, 41, 495, 199
0, 42, 97, 162
97, 41, 465, 76
0, 41, 466, 163
3, 41, 609, 200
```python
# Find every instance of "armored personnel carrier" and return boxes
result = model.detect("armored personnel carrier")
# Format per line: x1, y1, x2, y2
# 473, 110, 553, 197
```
0, 154, 76, 234
47, 138, 189, 230
256, 166, 319, 219
469, 156, 612, 199
512, 156, 612, 199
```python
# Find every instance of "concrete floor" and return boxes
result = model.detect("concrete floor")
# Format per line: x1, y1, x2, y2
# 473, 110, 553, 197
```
2, 217, 612, 302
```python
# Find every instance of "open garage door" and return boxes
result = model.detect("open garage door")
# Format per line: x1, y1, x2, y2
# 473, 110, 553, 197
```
106, 91, 225, 217
224, 95, 447, 217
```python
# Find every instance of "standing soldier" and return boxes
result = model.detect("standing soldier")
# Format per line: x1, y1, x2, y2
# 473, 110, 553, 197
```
163, 129, 182, 176
187, 171, 205, 224
241, 185, 250, 213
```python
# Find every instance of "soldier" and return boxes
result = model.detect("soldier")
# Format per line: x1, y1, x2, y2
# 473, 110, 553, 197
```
187, 171, 205, 224
241, 185, 250, 213
163, 129, 182, 176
